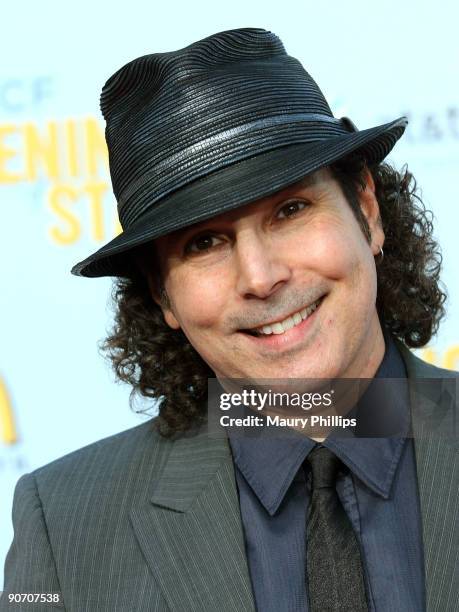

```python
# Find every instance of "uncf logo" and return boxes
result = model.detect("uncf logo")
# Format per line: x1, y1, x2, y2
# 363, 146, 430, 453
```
0, 376, 17, 445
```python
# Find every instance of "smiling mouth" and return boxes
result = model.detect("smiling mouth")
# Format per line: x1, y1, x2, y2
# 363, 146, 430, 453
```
240, 295, 325, 337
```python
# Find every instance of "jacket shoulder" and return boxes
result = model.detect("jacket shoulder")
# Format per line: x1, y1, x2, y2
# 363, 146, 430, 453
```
31, 417, 171, 503
2, 420, 174, 609
394, 338, 459, 379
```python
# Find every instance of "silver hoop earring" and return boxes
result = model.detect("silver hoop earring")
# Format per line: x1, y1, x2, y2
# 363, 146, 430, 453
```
375, 246, 384, 263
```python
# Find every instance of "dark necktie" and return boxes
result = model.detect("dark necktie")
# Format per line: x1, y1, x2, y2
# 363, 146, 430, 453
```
305, 446, 369, 612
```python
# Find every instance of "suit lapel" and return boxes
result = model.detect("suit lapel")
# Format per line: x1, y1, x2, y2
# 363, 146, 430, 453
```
130, 426, 256, 612
396, 341, 459, 612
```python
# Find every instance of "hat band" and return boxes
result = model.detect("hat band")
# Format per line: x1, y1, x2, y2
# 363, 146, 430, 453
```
117, 113, 353, 227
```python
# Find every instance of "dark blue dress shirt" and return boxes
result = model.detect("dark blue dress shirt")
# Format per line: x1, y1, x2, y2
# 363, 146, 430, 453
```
227, 328, 426, 612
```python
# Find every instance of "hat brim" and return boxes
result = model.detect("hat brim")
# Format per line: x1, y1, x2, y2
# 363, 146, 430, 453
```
71, 116, 407, 278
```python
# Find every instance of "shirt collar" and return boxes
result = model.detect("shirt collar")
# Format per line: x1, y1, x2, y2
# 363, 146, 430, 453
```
228, 327, 410, 514
325, 326, 410, 499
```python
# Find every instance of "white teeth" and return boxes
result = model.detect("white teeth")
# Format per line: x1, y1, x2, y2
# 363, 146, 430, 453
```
282, 316, 295, 331
300, 307, 309, 319
252, 298, 322, 336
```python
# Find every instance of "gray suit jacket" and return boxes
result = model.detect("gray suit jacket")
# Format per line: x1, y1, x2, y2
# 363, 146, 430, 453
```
1, 341, 458, 611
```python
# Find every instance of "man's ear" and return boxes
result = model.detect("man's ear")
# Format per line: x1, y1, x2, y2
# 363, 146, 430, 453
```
146, 273, 181, 331
358, 168, 385, 255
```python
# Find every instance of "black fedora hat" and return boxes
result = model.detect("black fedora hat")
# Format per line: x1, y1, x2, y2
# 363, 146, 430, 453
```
71, 27, 407, 278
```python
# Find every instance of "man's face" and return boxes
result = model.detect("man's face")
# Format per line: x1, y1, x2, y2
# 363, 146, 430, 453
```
149, 167, 386, 381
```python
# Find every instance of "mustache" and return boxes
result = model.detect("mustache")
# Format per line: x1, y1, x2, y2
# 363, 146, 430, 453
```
228, 287, 327, 330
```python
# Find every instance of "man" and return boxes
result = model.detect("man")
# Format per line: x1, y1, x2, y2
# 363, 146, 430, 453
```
1, 27, 458, 612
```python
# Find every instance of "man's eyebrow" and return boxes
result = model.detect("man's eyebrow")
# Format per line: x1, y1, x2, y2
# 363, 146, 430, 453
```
276, 172, 321, 197
166, 220, 205, 244
295, 172, 319, 189
164, 172, 321, 244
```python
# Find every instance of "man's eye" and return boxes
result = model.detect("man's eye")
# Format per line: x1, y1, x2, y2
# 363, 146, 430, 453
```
277, 200, 307, 219
185, 234, 223, 254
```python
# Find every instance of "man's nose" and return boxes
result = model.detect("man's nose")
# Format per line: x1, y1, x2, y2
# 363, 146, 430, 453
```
234, 231, 291, 299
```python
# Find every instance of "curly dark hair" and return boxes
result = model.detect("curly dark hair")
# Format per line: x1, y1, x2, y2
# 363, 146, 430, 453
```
99, 155, 448, 437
